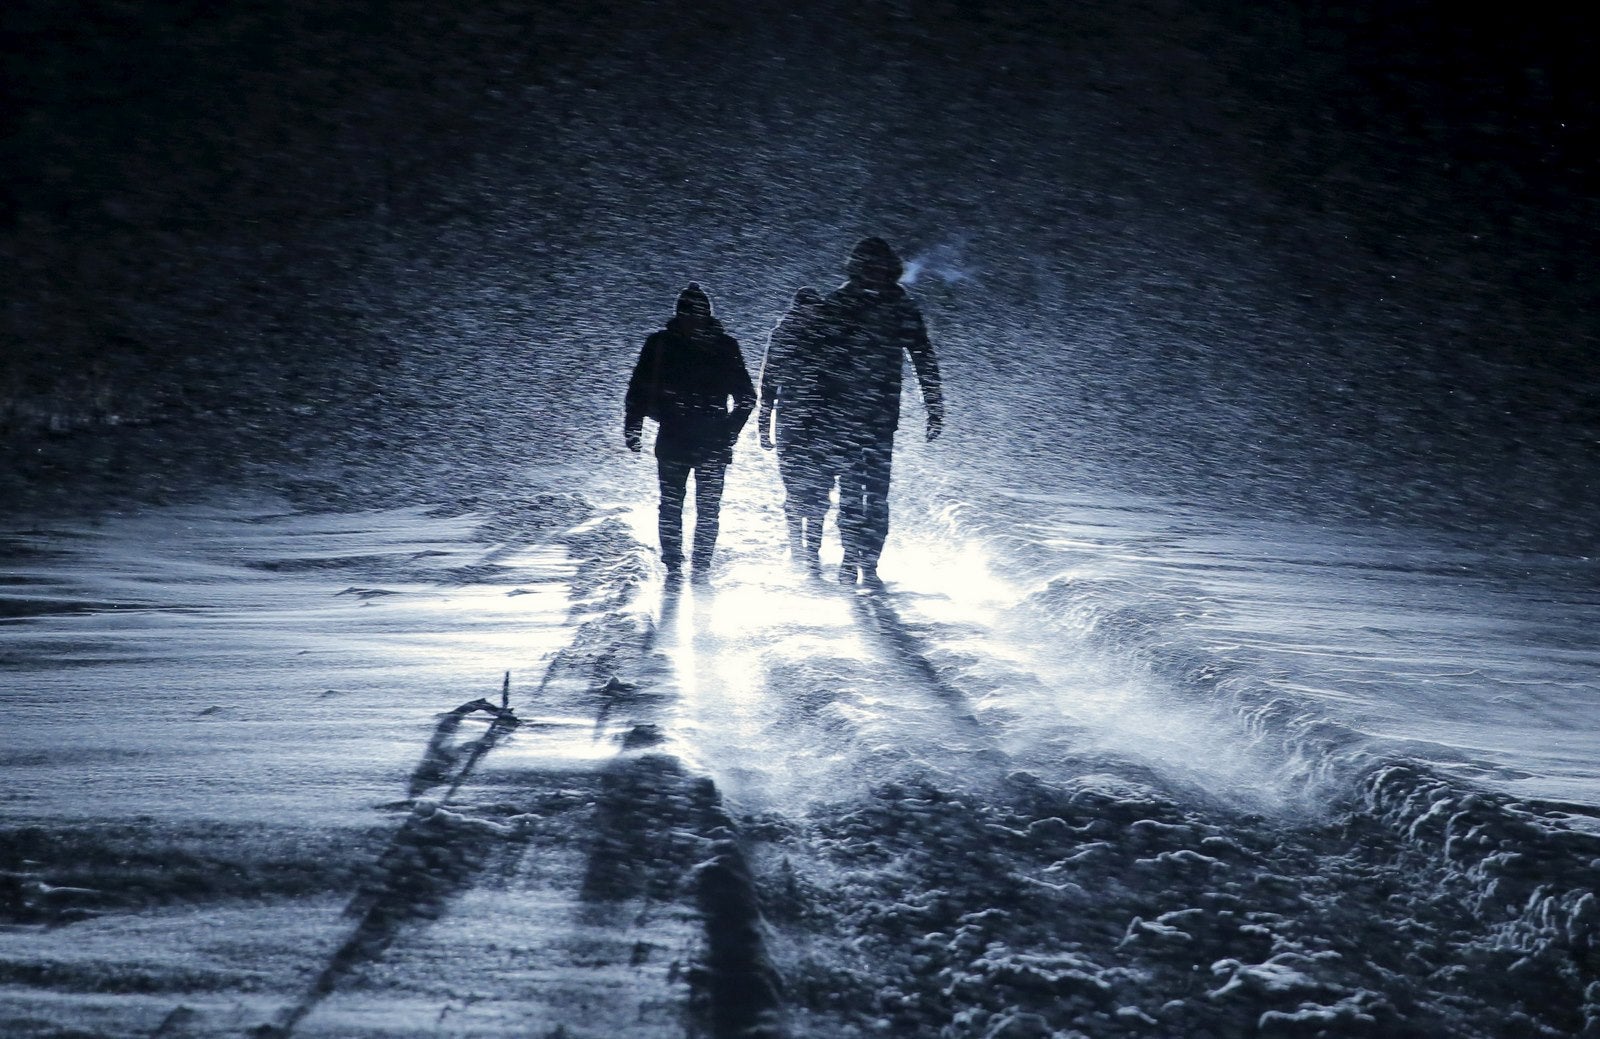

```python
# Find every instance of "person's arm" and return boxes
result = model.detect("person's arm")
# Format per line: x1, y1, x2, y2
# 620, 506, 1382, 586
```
903, 308, 944, 441
724, 337, 758, 441
756, 328, 783, 449
623, 337, 657, 452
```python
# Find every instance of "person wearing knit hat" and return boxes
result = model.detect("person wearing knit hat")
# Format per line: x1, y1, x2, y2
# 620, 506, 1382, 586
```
806, 236, 945, 590
623, 282, 756, 584
675, 282, 712, 319
757, 286, 834, 576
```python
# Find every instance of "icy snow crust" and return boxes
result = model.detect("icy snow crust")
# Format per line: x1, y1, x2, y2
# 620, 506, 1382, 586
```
2, 487, 1597, 1038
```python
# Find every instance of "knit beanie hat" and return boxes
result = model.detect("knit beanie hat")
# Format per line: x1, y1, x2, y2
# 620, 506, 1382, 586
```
676, 282, 713, 317
845, 236, 904, 285
793, 286, 823, 307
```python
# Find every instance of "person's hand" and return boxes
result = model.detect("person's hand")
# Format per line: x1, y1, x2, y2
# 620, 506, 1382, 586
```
625, 430, 642, 453
760, 428, 774, 451
926, 412, 944, 443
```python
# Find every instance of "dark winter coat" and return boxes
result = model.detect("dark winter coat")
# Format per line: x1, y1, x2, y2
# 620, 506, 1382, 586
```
625, 317, 756, 464
811, 280, 943, 447
759, 298, 831, 451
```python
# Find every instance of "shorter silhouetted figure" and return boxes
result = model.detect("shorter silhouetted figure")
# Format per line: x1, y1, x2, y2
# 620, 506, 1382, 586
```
624, 283, 756, 583
758, 286, 834, 576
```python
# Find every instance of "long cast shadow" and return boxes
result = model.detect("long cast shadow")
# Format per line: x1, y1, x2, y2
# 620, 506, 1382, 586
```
578, 726, 700, 905
689, 783, 786, 1039
588, 579, 680, 740
252, 698, 521, 1038
848, 589, 984, 727
576, 724, 785, 1039
406, 696, 512, 799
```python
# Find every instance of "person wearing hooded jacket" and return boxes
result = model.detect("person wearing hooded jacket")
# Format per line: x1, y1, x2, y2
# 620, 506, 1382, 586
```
624, 283, 756, 582
812, 237, 944, 588
757, 286, 834, 576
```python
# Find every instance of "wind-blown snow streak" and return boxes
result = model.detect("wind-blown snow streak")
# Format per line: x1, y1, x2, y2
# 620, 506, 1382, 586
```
2, 485, 1597, 1036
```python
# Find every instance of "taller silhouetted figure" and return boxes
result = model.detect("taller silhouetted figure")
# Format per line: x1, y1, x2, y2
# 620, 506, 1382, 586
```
624, 283, 756, 584
814, 237, 944, 588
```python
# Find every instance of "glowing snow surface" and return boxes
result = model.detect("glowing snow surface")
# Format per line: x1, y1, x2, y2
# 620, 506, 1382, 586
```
0, 500, 573, 823
2, 460, 1596, 1037
620, 443, 1600, 821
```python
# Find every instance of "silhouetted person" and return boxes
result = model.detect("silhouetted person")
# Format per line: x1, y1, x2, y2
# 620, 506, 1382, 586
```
815, 237, 944, 588
624, 283, 756, 583
757, 286, 833, 576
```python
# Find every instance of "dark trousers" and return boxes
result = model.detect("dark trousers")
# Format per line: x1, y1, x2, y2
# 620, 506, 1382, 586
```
837, 442, 893, 571
657, 458, 728, 570
776, 442, 835, 561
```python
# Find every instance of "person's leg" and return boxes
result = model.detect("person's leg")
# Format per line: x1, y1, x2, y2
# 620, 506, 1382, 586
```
776, 449, 808, 560
657, 459, 691, 574
690, 461, 728, 575
812, 449, 844, 576
786, 447, 833, 574
835, 446, 866, 584
784, 508, 805, 559
855, 441, 894, 584
799, 505, 826, 577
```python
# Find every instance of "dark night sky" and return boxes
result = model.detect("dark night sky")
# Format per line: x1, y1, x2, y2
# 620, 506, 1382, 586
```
2, 0, 1596, 538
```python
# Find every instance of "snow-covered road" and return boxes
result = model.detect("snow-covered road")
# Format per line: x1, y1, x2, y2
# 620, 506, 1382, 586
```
2, 490, 1597, 1037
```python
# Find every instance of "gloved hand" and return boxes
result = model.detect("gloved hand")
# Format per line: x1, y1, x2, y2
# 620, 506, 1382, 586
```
625, 430, 642, 453
926, 411, 944, 443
